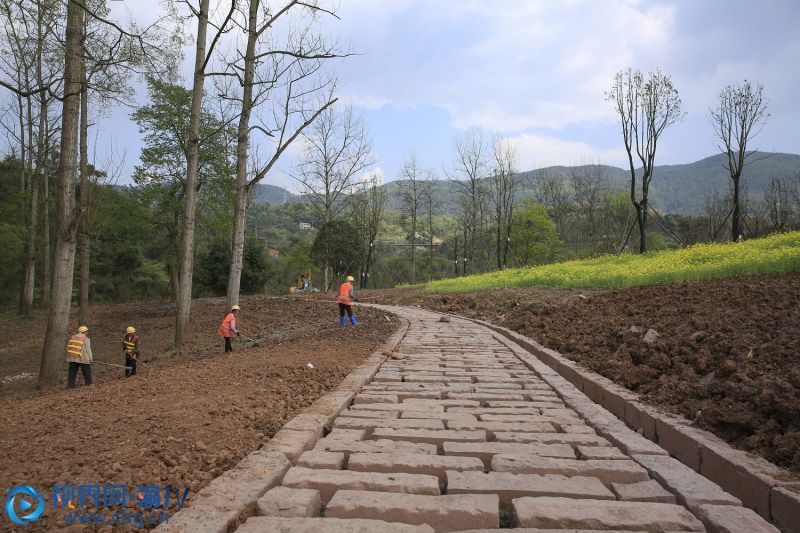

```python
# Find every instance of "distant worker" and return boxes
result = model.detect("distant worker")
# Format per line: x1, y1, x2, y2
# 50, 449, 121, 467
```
219, 304, 241, 353
337, 275, 359, 327
65, 326, 93, 388
122, 326, 141, 377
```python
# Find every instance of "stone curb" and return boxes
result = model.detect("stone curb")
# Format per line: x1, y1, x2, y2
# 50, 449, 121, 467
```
455, 313, 800, 533
156, 315, 410, 533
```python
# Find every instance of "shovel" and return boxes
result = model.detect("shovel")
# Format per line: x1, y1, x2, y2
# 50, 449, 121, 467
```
239, 334, 261, 347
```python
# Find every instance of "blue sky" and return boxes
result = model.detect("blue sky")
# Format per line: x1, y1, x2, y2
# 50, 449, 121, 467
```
95, 0, 800, 191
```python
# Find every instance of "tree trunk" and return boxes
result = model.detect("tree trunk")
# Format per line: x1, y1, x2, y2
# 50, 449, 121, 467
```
410, 215, 416, 284
227, 0, 259, 308
175, 0, 210, 347
42, 163, 50, 309
78, 47, 89, 326
38, 0, 83, 386
636, 201, 647, 253
731, 176, 742, 241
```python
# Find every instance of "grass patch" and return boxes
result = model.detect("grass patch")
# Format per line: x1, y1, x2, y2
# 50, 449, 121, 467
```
425, 231, 800, 292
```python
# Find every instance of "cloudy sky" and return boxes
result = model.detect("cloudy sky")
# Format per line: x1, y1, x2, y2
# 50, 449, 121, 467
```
100, 0, 799, 190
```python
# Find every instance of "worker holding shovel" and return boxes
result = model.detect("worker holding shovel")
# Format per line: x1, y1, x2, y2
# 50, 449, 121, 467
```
65, 326, 93, 388
219, 304, 241, 353
122, 326, 141, 377
337, 275, 359, 327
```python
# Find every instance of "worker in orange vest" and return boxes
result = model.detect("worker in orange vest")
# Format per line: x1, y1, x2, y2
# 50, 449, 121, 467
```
219, 304, 241, 353
122, 326, 140, 377
337, 275, 358, 327
65, 325, 93, 388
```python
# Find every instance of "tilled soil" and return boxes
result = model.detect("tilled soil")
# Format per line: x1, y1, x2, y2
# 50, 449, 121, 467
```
366, 272, 800, 473
0, 296, 396, 531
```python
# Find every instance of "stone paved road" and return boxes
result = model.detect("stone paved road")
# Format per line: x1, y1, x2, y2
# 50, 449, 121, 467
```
235, 307, 779, 532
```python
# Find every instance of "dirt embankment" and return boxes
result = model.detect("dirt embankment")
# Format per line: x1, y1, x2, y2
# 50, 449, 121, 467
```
367, 273, 800, 474
0, 296, 396, 531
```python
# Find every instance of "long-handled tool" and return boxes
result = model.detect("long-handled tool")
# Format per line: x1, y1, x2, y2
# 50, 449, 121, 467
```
93, 360, 132, 370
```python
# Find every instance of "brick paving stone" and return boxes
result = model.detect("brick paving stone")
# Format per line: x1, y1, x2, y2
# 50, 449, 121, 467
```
256, 486, 321, 517
353, 394, 400, 404
485, 400, 549, 408
333, 417, 445, 431
296, 450, 345, 470
402, 399, 481, 408
491, 455, 649, 485
576, 445, 628, 460
400, 411, 477, 421
348, 452, 484, 483
326, 490, 500, 532
324, 428, 368, 440
446, 470, 614, 506
371, 428, 487, 447
237, 516, 435, 532
350, 403, 444, 412
561, 424, 598, 434
632, 453, 742, 510
695, 503, 780, 532
447, 392, 526, 401
281, 467, 440, 503
314, 439, 437, 458
611, 479, 677, 503
443, 442, 575, 467
446, 420, 558, 434
448, 407, 543, 416
512, 496, 706, 531
494, 432, 611, 448
339, 409, 400, 419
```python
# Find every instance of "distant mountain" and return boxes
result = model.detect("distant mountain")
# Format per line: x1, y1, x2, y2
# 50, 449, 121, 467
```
255, 152, 800, 216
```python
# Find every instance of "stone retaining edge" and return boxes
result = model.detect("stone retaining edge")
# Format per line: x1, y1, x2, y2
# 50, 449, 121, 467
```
459, 314, 800, 533
156, 314, 410, 533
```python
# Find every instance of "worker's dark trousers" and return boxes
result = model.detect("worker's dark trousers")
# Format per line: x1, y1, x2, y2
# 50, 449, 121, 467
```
224, 337, 233, 353
125, 354, 137, 377
338, 303, 353, 318
67, 362, 93, 388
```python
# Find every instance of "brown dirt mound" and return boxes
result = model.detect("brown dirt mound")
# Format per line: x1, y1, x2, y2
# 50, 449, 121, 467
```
367, 273, 800, 474
0, 296, 396, 531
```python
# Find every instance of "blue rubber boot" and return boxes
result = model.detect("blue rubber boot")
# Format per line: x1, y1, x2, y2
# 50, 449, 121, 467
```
350, 315, 359, 326
339, 316, 346, 327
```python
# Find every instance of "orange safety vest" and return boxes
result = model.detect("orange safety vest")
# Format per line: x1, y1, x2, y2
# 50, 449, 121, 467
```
337, 282, 353, 305
123, 333, 139, 355
219, 313, 236, 337
65, 335, 85, 359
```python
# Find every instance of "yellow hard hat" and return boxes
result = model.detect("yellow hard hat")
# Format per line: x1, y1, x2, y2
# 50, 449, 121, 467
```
78, 326, 89, 333
126, 326, 136, 334
346, 276, 355, 282
231, 304, 240, 311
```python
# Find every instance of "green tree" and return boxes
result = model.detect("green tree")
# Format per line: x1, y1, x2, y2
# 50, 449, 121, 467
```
311, 220, 364, 289
195, 237, 271, 296
509, 200, 564, 266
131, 78, 236, 299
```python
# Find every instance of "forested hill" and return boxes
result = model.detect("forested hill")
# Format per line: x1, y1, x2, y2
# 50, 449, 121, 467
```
254, 152, 800, 216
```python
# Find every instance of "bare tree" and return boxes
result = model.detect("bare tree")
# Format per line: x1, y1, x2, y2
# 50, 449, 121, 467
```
295, 104, 374, 289
174, 0, 236, 347
222, 0, 342, 308
570, 164, 608, 256
534, 168, 571, 243
607, 68, 685, 252
348, 172, 385, 288
447, 127, 488, 275
763, 176, 795, 232
420, 173, 439, 278
490, 137, 517, 269
709, 80, 769, 242
398, 151, 429, 284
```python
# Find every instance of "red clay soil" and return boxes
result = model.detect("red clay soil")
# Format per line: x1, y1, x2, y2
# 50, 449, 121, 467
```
0, 296, 396, 531
367, 272, 800, 474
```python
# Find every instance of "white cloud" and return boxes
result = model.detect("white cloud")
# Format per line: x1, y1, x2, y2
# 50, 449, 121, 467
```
506, 134, 628, 170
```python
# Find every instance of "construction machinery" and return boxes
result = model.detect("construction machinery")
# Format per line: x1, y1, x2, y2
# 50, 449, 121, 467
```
289, 269, 318, 294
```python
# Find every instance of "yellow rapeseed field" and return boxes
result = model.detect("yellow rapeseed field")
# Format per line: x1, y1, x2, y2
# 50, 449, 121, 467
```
425, 231, 800, 292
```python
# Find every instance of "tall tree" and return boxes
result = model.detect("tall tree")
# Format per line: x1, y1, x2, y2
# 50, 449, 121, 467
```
295, 104, 373, 289
570, 164, 608, 256
38, 0, 83, 386
607, 68, 684, 252
348, 173, 386, 288
709, 80, 769, 242
174, 0, 236, 347
398, 152, 428, 284
420, 174, 439, 278
447, 128, 488, 275
221, 0, 341, 308
490, 137, 517, 269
